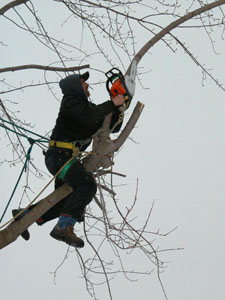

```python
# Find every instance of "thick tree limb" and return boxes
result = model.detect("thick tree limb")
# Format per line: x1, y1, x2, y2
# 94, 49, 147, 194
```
0, 184, 72, 249
82, 102, 144, 172
0, 0, 29, 15
0, 64, 90, 73
113, 103, 144, 150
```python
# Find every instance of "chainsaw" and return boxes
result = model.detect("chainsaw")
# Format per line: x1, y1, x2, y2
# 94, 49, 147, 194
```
105, 60, 137, 110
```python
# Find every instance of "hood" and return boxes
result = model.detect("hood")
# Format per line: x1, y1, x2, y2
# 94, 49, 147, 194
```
59, 72, 89, 100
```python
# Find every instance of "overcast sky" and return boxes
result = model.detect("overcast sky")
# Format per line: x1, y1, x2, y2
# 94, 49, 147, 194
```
0, 1, 225, 300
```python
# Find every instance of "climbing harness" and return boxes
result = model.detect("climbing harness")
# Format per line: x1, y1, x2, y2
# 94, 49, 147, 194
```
49, 140, 81, 180
49, 140, 80, 155
49, 140, 80, 180
49, 138, 91, 152
49, 138, 92, 180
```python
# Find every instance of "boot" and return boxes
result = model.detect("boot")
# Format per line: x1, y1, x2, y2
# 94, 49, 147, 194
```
50, 225, 84, 248
12, 209, 30, 241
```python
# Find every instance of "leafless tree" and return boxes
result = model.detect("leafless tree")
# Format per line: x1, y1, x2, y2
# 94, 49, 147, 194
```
0, 1, 224, 299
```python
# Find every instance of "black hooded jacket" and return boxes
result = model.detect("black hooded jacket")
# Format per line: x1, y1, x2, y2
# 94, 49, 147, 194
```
50, 74, 122, 150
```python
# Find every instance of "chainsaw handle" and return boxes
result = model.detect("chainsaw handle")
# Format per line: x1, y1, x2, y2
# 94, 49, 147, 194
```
105, 68, 122, 80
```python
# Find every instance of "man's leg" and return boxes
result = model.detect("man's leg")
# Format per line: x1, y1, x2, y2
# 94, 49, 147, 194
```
34, 149, 72, 224
50, 161, 97, 248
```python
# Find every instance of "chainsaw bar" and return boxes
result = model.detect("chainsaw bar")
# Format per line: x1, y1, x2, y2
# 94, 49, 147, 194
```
124, 60, 137, 98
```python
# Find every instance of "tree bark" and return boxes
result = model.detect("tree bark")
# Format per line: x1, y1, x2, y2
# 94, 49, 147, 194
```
0, 184, 72, 249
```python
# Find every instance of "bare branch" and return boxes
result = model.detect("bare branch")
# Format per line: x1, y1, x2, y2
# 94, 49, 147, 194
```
0, 64, 90, 74
126, 0, 225, 75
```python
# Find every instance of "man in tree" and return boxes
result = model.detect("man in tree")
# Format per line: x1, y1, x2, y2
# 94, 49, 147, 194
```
13, 72, 125, 248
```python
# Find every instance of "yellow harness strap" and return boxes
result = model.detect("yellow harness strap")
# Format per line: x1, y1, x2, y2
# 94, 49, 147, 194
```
49, 140, 80, 156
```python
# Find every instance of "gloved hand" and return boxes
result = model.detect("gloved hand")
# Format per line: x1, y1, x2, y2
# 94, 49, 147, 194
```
112, 94, 125, 106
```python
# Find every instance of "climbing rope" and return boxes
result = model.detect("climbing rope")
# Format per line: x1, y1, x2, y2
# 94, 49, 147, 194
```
0, 116, 49, 142
0, 117, 50, 223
